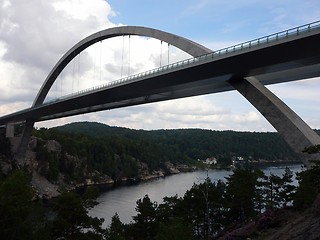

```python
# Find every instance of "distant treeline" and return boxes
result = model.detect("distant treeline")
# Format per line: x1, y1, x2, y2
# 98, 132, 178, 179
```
31, 122, 307, 181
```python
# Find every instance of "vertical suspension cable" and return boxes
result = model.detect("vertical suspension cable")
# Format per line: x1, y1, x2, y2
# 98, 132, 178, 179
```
167, 43, 170, 65
55, 75, 58, 99
72, 55, 76, 93
128, 35, 131, 76
160, 40, 163, 67
121, 36, 125, 78
60, 70, 63, 97
93, 44, 97, 87
100, 40, 102, 85
78, 52, 81, 92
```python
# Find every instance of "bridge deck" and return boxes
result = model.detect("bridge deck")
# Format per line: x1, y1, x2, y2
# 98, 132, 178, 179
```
1, 21, 320, 124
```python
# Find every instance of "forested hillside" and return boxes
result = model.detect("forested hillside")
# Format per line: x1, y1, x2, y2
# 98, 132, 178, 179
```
52, 121, 299, 162
30, 121, 306, 186
1, 122, 320, 239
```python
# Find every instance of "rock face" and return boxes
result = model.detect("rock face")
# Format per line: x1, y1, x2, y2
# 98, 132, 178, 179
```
261, 196, 320, 240
218, 195, 320, 240
45, 140, 62, 154
31, 171, 60, 199
165, 161, 180, 174
2, 136, 190, 199
0, 155, 12, 175
2, 136, 116, 199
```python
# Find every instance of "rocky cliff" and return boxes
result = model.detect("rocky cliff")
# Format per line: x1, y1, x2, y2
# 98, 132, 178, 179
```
1, 136, 182, 199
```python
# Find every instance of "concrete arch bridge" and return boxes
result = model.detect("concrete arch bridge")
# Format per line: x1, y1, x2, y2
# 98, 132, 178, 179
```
1, 21, 320, 167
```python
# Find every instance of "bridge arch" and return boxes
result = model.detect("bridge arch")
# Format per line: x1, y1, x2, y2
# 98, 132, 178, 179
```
33, 26, 212, 107
15, 25, 319, 167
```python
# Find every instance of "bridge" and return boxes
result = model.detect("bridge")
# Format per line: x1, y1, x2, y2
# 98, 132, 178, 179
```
1, 21, 320, 167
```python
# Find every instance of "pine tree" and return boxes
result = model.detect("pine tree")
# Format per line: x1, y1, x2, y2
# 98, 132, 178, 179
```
132, 195, 158, 240
105, 213, 125, 240
52, 191, 104, 239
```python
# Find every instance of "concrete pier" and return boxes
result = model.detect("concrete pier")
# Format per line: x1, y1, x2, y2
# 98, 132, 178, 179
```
230, 77, 320, 167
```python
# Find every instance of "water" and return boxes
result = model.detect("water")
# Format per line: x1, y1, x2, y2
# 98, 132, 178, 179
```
89, 164, 302, 228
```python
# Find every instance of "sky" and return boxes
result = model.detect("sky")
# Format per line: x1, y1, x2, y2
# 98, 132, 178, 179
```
0, 0, 319, 132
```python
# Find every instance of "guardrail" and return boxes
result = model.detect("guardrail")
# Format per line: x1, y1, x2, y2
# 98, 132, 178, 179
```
46, 20, 320, 103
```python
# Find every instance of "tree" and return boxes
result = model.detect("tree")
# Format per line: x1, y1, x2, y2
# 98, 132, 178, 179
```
156, 195, 181, 223
105, 213, 125, 240
178, 178, 226, 239
294, 164, 320, 209
0, 170, 50, 240
155, 217, 194, 240
224, 168, 261, 224
132, 194, 158, 240
52, 191, 104, 240
180, 182, 208, 238
264, 173, 283, 210
294, 144, 320, 210
279, 167, 296, 207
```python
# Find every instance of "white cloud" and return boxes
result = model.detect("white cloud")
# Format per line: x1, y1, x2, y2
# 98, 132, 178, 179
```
0, 0, 116, 110
2, 0, 320, 133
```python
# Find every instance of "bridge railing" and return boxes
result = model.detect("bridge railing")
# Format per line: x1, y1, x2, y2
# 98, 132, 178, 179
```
47, 20, 320, 103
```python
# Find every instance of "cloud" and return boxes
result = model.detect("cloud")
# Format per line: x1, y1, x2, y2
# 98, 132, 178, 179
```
34, 94, 274, 132
267, 78, 320, 129
0, 0, 116, 109
1, 0, 320, 133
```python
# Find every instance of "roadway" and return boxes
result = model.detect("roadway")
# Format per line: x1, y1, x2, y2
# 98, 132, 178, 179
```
1, 23, 320, 124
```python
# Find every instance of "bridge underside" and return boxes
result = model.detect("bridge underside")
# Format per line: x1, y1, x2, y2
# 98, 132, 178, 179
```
1, 24, 320, 166
36, 63, 320, 121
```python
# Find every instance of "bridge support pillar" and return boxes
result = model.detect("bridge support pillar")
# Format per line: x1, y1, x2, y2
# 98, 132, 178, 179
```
15, 119, 35, 161
229, 77, 320, 167
5, 123, 14, 138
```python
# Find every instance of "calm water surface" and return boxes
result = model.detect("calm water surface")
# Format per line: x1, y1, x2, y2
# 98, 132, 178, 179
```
89, 164, 302, 227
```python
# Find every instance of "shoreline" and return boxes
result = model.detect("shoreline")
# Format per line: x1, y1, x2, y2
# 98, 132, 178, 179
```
34, 160, 302, 199
76, 160, 302, 194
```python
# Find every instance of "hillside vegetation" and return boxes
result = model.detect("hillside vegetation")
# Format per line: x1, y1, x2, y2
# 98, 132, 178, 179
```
31, 122, 300, 182
52, 121, 298, 162
1, 122, 320, 239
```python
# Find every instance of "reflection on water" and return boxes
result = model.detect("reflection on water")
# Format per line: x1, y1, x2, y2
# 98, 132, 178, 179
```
89, 164, 302, 227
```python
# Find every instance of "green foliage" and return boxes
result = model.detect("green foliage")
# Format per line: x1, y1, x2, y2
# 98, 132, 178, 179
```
104, 166, 303, 240
36, 140, 60, 181
0, 167, 299, 240
155, 217, 194, 240
131, 195, 158, 240
302, 144, 320, 154
224, 168, 262, 223
0, 170, 34, 239
0, 170, 106, 240
105, 213, 125, 240
258, 169, 296, 211
33, 122, 300, 183
54, 122, 298, 162
52, 191, 104, 239
294, 164, 320, 209
0, 170, 51, 240
294, 144, 320, 209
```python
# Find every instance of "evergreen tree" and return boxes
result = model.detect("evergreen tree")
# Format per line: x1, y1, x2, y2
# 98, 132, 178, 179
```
155, 217, 194, 240
294, 144, 320, 210
156, 195, 181, 223
132, 195, 158, 240
224, 168, 261, 224
294, 164, 320, 209
105, 213, 125, 240
0, 170, 50, 240
264, 173, 283, 209
279, 167, 296, 207
178, 178, 226, 239
52, 191, 104, 239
